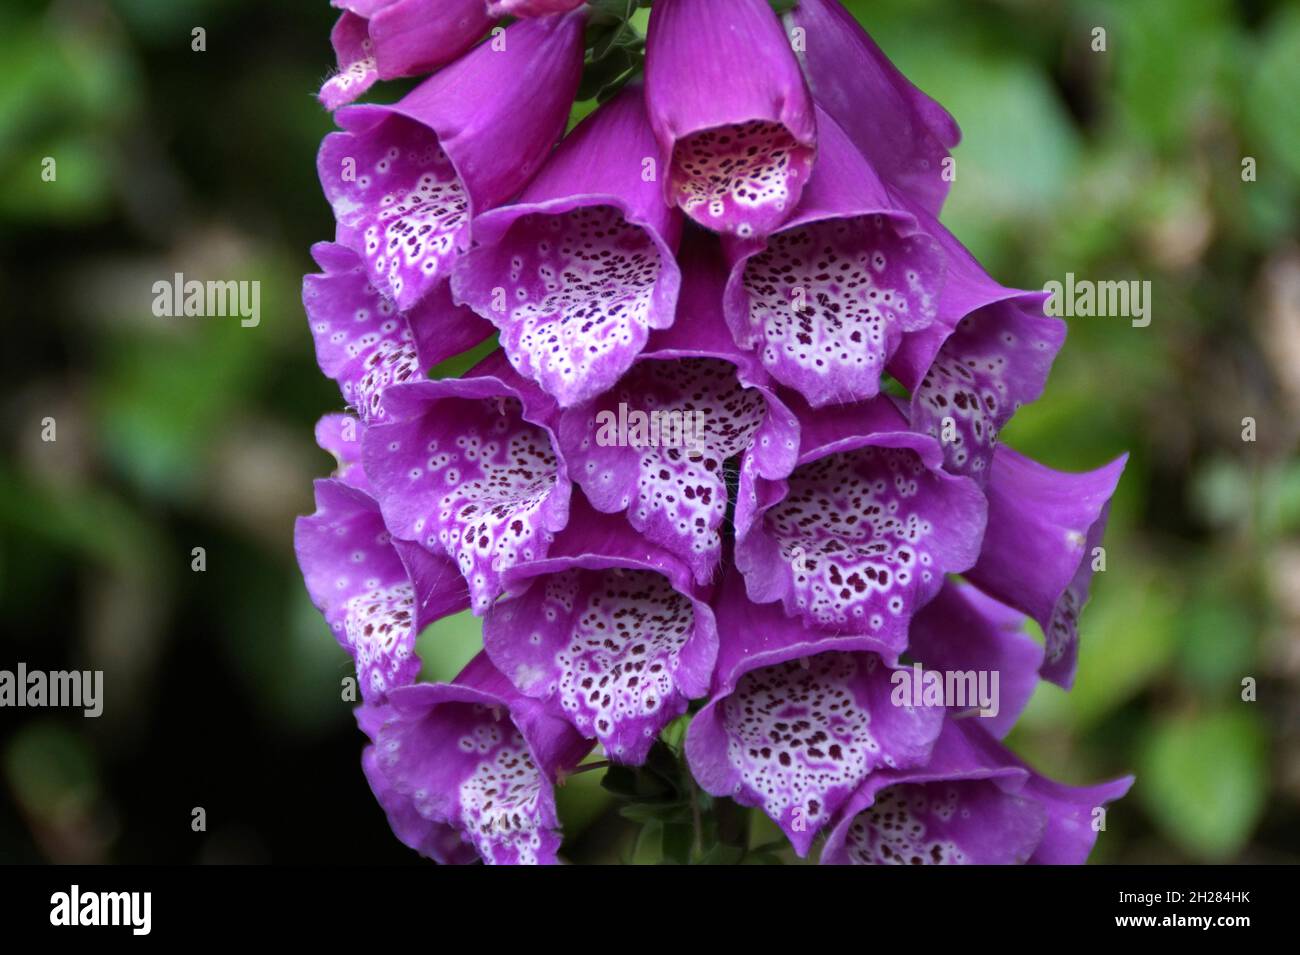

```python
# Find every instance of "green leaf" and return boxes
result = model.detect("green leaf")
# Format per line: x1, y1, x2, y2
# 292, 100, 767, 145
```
1138, 709, 1268, 860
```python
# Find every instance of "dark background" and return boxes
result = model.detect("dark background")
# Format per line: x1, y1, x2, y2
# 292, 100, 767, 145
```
1, 0, 1298, 863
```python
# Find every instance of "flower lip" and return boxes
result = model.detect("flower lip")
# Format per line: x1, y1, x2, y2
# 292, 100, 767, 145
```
645, 0, 817, 238
482, 494, 719, 764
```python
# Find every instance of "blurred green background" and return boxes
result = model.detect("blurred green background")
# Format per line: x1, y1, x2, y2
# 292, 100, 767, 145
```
1, 0, 1297, 863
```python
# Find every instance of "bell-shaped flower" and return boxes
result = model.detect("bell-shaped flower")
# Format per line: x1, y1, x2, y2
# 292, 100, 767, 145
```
296, 419, 468, 700
821, 718, 1132, 864
487, 0, 584, 15
451, 85, 683, 407
722, 108, 946, 407
686, 572, 944, 856
735, 393, 986, 655
788, 0, 961, 217
319, 12, 585, 310
361, 352, 572, 615
644, 0, 816, 239
966, 447, 1127, 687
483, 494, 718, 765
303, 241, 492, 423
557, 235, 799, 584
319, 1, 494, 111
370, 653, 593, 864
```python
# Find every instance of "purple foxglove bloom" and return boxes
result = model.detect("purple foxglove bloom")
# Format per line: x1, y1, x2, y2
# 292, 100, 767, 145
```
372, 652, 592, 864
892, 206, 1066, 483
361, 353, 572, 614
482, 494, 719, 765
822, 718, 1131, 864
966, 447, 1127, 688
357, 702, 478, 864
319, 12, 585, 310
295, 471, 468, 700
319, 1, 494, 111
686, 572, 944, 855
721, 108, 946, 407
487, 0, 584, 15
735, 394, 986, 654
644, 0, 816, 239
314, 411, 369, 490
788, 0, 961, 217
906, 581, 1043, 738
451, 86, 683, 407
556, 236, 799, 584
304, 241, 492, 423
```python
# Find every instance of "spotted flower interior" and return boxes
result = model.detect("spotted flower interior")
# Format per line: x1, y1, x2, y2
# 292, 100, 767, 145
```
297, 0, 1132, 866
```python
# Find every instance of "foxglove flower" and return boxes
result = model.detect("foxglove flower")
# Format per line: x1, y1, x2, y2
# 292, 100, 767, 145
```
821, 719, 1133, 865
686, 572, 944, 855
906, 581, 1043, 738
319, 12, 584, 310
452, 86, 683, 407
789, 0, 961, 217
722, 108, 946, 407
483, 494, 718, 764
370, 652, 592, 864
735, 393, 986, 653
645, 0, 816, 239
361, 352, 572, 614
966, 447, 1127, 687
892, 205, 1066, 483
557, 236, 799, 583
304, 241, 491, 423
319, 1, 493, 111
296, 420, 467, 699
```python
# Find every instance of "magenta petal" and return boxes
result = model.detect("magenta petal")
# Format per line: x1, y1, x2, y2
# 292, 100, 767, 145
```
966, 447, 1127, 688
304, 241, 491, 423
314, 412, 368, 491
722, 109, 946, 406
295, 479, 467, 700
368, 0, 492, 80
319, 13, 585, 309
906, 583, 1043, 738
375, 653, 591, 865
790, 0, 961, 217
820, 719, 1044, 865
451, 87, 683, 407
736, 396, 987, 654
361, 364, 571, 614
320, 13, 380, 111
483, 496, 718, 764
686, 573, 943, 856
645, 0, 815, 238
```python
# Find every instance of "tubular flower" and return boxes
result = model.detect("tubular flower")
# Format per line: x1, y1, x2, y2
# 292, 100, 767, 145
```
722, 108, 946, 407
821, 719, 1133, 865
557, 237, 800, 584
735, 393, 987, 653
304, 241, 491, 423
452, 85, 684, 408
297, 0, 1133, 865
686, 572, 944, 856
319, 1, 493, 111
361, 352, 572, 615
319, 12, 585, 310
644, 0, 816, 239
484, 495, 718, 765
296, 420, 467, 700
369, 653, 593, 864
